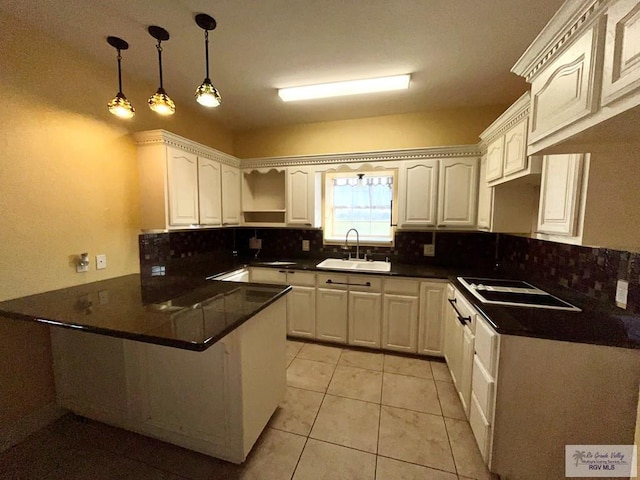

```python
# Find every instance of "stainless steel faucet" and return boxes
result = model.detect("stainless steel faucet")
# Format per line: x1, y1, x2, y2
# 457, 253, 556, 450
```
344, 228, 360, 260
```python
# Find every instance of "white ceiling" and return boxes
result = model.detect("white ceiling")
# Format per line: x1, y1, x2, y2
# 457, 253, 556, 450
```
1, 0, 564, 131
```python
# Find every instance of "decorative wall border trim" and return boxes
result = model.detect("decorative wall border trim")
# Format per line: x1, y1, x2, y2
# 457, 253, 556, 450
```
133, 130, 242, 168
512, 0, 607, 82
479, 92, 530, 147
240, 145, 481, 169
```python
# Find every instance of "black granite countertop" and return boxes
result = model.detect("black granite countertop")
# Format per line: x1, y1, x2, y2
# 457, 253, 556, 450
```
0, 274, 291, 351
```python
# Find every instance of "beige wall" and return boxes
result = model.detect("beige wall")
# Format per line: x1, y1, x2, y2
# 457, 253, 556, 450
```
233, 105, 506, 158
0, 11, 232, 429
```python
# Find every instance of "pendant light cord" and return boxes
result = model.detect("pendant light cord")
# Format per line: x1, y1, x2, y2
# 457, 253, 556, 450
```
204, 30, 210, 81
156, 41, 164, 89
116, 50, 123, 94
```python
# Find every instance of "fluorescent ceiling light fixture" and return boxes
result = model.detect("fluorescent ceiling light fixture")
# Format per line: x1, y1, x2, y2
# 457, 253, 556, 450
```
278, 74, 411, 102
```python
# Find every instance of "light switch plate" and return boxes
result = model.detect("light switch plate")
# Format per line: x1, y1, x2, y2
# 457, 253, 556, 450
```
302, 240, 310, 251
616, 279, 628, 309
423, 244, 435, 256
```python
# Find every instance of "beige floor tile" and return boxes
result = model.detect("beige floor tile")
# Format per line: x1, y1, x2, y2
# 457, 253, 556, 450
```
384, 355, 433, 379
293, 439, 376, 480
382, 372, 441, 415
435, 380, 466, 420
339, 349, 384, 371
310, 394, 380, 453
327, 365, 383, 403
286, 339, 305, 357
431, 361, 453, 382
287, 357, 336, 392
297, 343, 343, 364
286, 355, 295, 368
269, 386, 324, 436
378, 406, 455, 473
376, 456, 458, 480
232, 428, 306, 480
444, 417, 493, 480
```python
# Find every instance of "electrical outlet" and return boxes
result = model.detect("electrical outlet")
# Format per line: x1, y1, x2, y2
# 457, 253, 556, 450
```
302, 240, 310, 251
249, 237, 262, 249
98, 290, 109, 305
616, 279, 629, 309
96, 254, 107, 270
423, 244, 435, 256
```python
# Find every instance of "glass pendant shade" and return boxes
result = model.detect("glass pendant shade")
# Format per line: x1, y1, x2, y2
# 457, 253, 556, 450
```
108, 92, 135, 119
148, 87, 176, 115
195, 79, 221, 107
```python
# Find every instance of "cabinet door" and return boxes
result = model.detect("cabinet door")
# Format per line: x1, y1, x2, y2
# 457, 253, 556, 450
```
198, 158, 222, 226
476, 156, 493, 231
601, 0, 640, 107
286, 167, 315, 226
459, 326, 475, 417
443, 299, 463, 388
485, 137, 504, 183
221, 165, 241, 225
537, 154, 583, 236
348, 291, 382, 348
529, 19, 604, 143
418, 282, 447, 356
382, 294, 418, 353
437, 158, 478, 227
316, 288, 348, 344
287, 286, 316, 338
502, 119, 528, 177
167, 147, 199, 226
397, 160, 438, 227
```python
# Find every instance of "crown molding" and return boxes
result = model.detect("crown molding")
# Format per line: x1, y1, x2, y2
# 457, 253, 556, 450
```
240, 145, 481, 169
511, 0, 608, 82
133, 130, 241, 168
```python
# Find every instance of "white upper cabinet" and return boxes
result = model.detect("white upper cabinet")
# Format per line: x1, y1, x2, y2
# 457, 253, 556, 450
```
479, 92, 541, 187
198, 158, 222, 226
167, 147, 199, 226
512, 1, 640, 153
397, 160, 438, 228
134, 130, 240, 231
537, 154, 584, 236
286, 167, 320, 227
602, 0, 640, 106
437, 158, 478, 228
221, 165, 242, 226
476, 157, 493, 231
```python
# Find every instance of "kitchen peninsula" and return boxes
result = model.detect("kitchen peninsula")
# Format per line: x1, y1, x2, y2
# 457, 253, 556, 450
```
0, 274, 291, 463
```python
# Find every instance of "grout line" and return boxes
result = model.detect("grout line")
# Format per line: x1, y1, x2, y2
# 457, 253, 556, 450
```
376, 452, 460, 477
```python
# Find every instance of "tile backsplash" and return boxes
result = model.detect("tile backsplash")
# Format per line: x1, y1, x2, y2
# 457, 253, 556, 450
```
499, 235, 640, 313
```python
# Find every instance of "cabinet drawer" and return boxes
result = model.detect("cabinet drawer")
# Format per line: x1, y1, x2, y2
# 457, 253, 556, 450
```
347, 275, 382, 292
472, 355, 495, 421
317, 273, 349, 290
469, 392, 492, 463
474, 316, 498, 376
384, 278, 420, 295
286, 270, 316, 287
250, 268, 286, 284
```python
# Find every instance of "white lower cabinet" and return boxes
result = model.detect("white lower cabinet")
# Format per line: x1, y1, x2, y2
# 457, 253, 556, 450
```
287, 287, 316, 338
348, 291, 382, 348
418, 281, 447, 355
382, 294, 418, 352
316, 287, 348, 344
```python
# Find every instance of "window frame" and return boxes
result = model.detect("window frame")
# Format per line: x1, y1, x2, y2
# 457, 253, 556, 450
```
322, 169, 398, 247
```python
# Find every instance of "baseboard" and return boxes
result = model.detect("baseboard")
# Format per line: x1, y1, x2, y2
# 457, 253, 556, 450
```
0, 403, 67, 453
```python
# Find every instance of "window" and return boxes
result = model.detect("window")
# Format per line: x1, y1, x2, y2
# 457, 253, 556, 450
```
324, 170, 396, 245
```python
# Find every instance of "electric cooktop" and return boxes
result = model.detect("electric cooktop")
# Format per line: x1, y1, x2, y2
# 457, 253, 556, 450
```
457, 277, 581, 312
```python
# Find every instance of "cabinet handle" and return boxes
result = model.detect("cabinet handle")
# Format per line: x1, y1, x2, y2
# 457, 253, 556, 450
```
326, 279, 371, 287
278, 270, 287, 273
448, 298, 471, 326
304, 223, 312, 226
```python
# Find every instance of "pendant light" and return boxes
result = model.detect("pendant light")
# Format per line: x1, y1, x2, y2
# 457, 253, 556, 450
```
147, 26, 175, 115
106, 36, 135, 119
194, 13, 221, 108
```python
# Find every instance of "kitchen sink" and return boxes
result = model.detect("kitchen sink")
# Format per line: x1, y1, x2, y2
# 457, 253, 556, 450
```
316, 258, 391, 273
